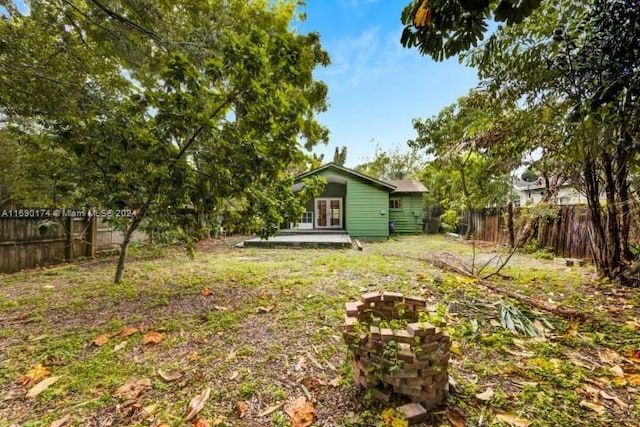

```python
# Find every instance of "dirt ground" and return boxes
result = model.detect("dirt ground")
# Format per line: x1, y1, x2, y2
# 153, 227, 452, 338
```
1, 235, 639, 426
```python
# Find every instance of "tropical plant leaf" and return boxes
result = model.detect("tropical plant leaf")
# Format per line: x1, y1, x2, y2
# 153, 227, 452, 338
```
500, 303, 541, 337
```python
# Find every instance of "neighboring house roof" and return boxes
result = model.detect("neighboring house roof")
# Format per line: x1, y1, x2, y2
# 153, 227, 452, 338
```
387, 179, 429, 194
295, 163, 397, 191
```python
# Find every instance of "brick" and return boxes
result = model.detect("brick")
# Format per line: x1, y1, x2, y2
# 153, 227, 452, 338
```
380, 328, 394, 342
402, 360, 431, 370
357, 332, 369, 346
404, 376, 432, 387
404, 295, 427, 306
360, 292, 382, 303
372, 388, 391, 402
393, 329, 414, 344
394, 384, 423, 397
343, 315, 358, 332
345, 301, 364, 316
397, 348, 416, 363
388, 367, 421, 379
382, 291, 404, 302
369, 325, 380, 340
382, 375, 403, 387
396, 403, 427, 423
415, 342, 440, 358
406, 322, 436, 337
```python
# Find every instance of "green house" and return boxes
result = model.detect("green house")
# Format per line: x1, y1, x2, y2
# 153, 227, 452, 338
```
292, 163, 428, 240
387, 179, 429, 234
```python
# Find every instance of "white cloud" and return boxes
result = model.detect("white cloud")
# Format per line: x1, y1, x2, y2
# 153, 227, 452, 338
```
320, 26, 409, 89
346, 0, 379, 7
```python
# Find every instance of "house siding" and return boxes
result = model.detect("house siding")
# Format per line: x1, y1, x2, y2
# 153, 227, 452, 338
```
389, 193, 424, 234
315, 169, 390, 240
304, 182, 346, 213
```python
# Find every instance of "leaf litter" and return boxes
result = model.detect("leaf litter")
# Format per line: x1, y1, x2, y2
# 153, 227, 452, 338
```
2, 235, 640, 426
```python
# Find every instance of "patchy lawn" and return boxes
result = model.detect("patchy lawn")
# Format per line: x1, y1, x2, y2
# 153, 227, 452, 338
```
1, 235, 639, 426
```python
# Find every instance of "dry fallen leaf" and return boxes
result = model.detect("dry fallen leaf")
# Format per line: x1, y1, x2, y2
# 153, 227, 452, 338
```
235, 401, 248, 418
157, 369, 185, 382
446, 408, 466, 427
600, 390, 629, 409
611, 365, 625, 378
201, 287, 213, 296
450, 341, 463, 357
113, 326, 140, 337
26, 376, 60, 399
188, 351, 200, 362
226, 350, 236, 361
580, 400, 605, 415
43, 355, 64, 366
141, 403, 158, 416
112, 341, 127, 353
578, 384, 601, 400
475, 387, 495, 401
495, 411, 532, 427
284, 396, 316, 427
17, 363, 50, 386
505, 349, 535, 358
626, 373, 640, 385
229, 371, 240, 381
142, 331, 164, 345
111, 378, 152, 400
257, 305, 275, 314
193, 419, 210, 427
49, 414, 71, 427
185, 387, 211, 421
258, 403, 282, 417
91, 334, 110, 347
558, 322, 579, 339
213, 305, 230, 311
599, 348, 622, 365
329, 376, 342, 387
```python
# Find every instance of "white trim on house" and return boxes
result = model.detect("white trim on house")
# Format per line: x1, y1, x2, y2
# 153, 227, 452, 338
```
291, 211, 314, 230
315, 198, 342, 229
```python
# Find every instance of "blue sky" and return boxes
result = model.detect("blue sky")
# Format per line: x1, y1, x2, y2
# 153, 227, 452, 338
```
295, 0, 479, 167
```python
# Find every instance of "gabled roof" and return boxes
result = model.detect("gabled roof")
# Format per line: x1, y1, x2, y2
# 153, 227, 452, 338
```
295, 163, 396, 191
387, 179, 429, 194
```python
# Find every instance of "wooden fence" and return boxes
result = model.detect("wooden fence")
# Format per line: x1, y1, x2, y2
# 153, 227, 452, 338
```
457, 206, 595, 259
0, 216, 147, 273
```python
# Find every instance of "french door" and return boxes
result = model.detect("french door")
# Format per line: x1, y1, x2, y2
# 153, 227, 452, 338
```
315, 198, 342, 228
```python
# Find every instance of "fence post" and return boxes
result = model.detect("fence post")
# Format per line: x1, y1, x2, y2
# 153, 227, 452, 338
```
64, 216, 73, 260
88, 216, 97, 257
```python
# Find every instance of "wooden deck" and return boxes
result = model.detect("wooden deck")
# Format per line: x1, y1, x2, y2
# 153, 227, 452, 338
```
243, 231, 352, 249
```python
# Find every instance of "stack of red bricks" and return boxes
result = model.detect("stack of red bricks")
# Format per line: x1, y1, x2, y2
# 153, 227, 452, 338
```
343, 291, 450, 422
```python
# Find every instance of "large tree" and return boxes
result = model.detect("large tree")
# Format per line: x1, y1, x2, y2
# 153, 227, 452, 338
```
354, 144, 425, 181
400, 0, 543, 60
0, 0, 330, 282
405, 0, 640, 282
409, 92, 513, 237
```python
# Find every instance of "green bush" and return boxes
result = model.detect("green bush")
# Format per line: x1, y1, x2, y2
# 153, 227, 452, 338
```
439, 209, 459, 233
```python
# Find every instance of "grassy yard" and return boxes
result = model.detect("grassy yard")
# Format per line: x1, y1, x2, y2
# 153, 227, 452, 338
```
1, 235, 640, 426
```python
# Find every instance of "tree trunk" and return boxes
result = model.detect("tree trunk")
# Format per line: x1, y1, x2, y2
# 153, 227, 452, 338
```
514, 186, 557, 248
114, 208, 146, 284
602, 152, 621, 274
583, 152, 609, 277
616, 138, 632, 261
464, 209, 475, 239
507, 200, 515, 248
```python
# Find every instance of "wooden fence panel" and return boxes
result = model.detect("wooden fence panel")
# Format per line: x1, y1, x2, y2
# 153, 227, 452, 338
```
462, 205, 600, 260
1, 217, 147, 273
